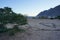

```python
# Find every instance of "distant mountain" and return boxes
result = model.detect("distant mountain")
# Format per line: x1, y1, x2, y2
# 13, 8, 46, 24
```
36, 5, 60, 18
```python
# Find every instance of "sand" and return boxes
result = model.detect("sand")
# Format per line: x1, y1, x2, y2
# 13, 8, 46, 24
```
0, 19, 60, 40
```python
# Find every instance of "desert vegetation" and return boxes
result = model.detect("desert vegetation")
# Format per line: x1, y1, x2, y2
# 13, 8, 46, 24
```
55, 16, 60, 19
0, 7, 27, 36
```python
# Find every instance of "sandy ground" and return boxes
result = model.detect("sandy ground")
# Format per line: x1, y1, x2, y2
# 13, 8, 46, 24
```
0, 19, 60, 40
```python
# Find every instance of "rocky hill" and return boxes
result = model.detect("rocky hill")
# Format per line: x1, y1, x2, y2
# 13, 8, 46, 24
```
37, 5, 60, 18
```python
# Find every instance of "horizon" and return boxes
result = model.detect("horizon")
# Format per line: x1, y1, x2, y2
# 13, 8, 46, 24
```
0, 0, 60, 16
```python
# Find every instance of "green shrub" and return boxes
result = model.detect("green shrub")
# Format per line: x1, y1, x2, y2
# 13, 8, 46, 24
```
0, 7, 27, 25
0, 24, 8, 33
55, 16, 60, 19
0, 7, 27, 36
7, 25, 25, 36
50, 18, 54, 19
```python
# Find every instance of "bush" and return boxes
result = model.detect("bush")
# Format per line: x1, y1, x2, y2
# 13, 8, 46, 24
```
8, 25, 25, 36
55, 16, 60, 19
0, 24, 25, 36
0, 7, 27, 36
0, 7, 27, 25
50, 18, 54, 19
0, 24, 8, 33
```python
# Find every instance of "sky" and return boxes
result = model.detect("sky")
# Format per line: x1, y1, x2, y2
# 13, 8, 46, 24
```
0, 0, 60, 16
